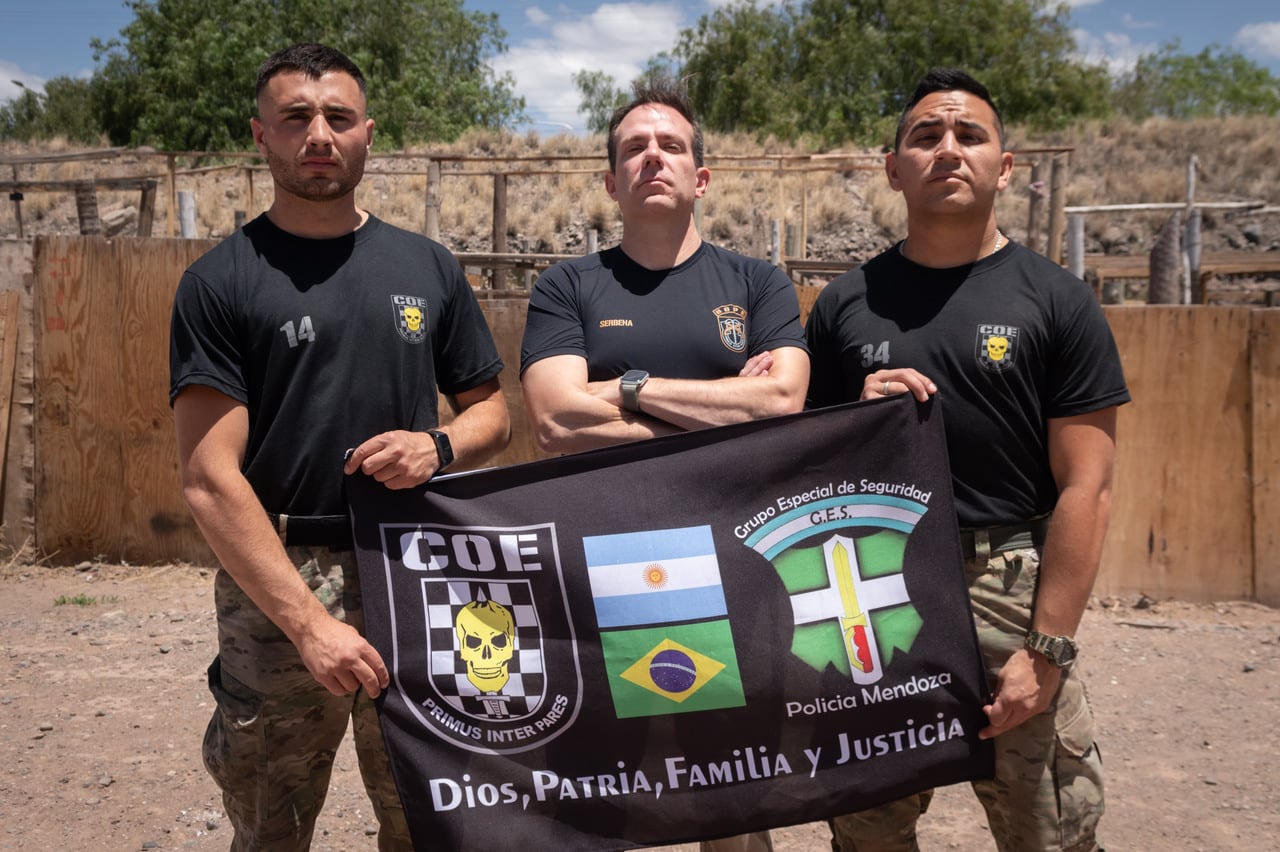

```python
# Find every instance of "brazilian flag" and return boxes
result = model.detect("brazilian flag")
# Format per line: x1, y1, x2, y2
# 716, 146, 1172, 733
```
600, 621, 745, 718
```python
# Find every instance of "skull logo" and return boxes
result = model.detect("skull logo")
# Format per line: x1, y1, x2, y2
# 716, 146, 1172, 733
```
456, 597, 515, 693
986, 335, 1010, 362
403, 306, 423, 333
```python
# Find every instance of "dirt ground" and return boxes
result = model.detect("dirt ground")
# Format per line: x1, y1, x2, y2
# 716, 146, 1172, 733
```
1, 561, 1277, 852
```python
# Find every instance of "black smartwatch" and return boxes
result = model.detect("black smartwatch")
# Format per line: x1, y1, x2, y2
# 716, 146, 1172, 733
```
427, 429, 453, 475
620, 370, 649, 412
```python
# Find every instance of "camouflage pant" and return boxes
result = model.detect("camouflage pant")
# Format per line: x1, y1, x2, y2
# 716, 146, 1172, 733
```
828, 544, 1105, 852
202, 547, 414, 851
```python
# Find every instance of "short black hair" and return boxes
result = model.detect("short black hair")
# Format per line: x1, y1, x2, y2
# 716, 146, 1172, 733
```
606, 77, 704, 172
894, 68, 1004, 151
256, 43, 367, 101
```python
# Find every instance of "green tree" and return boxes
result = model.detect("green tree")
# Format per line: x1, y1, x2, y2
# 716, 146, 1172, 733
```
0, 78, 99, 143
0, 85, 43, 141
673, 0, 1112, 145
573, 55, 681, 133
1113, 41, 1280, 120
676, 1, 802, 139
89, 0, 525, 150
573, 70, 629, 134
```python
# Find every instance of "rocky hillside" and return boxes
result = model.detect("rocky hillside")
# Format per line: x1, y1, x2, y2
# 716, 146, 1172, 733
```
3, 116, 1278, 267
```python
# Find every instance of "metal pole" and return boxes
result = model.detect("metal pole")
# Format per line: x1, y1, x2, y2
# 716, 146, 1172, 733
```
425, 160, 441, 241
1186, 208, 1203, 303
1067, 214, 1085, 279
178, 190, 197, 238
1183, 155, 1199, 304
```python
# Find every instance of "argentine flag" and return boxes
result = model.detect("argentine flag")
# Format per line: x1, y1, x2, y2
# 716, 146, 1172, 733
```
583, 525, 728, 628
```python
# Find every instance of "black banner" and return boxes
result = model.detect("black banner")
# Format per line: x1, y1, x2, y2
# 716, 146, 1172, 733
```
348, 395, 993, 850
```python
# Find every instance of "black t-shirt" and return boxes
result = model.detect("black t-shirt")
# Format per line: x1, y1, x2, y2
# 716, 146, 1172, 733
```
169, 214, 503, 516
806, 241, 1130, 527
519, 242, 808, 379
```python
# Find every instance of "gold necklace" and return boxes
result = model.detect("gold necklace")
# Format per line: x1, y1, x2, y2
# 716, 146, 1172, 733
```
899, 229, 1006, 259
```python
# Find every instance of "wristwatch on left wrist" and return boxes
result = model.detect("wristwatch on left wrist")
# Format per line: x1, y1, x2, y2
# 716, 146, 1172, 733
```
427, 429, 453, 475
1025, 630, 1078, 668
619, 370, 649, 413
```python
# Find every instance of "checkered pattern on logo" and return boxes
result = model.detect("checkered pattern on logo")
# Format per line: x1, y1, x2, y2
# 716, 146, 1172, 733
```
423, 578, 545, 719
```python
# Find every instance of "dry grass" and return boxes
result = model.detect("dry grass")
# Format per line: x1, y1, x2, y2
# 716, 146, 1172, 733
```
3, 116, 1279, 259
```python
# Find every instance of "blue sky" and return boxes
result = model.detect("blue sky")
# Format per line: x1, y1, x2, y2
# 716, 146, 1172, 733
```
2, 1, 1278, 133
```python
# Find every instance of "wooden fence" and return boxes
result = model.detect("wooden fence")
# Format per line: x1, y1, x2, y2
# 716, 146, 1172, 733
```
5, 236, 1279, 604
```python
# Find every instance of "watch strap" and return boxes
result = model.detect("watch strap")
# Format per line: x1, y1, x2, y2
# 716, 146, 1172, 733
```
1025, 630, 1078, 668
427, 429, 453, 474
620, 371, 648, 412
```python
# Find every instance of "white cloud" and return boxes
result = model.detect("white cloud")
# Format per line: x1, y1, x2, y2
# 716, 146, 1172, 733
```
495, 2, 685, 132
525, 6, 552, 27
1235, 21, 1280, 61
1061, 0, 1104, 8
1120, 14, 1158, 31
0, 60, 45, 105
1073, 28, 1156, 75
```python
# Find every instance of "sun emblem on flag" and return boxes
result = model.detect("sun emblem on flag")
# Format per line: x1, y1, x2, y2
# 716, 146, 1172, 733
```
643, 563, 668, 589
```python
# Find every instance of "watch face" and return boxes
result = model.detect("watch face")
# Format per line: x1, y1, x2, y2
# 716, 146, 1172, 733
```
621, 369, 648, 385
1055, 640, 1078, 665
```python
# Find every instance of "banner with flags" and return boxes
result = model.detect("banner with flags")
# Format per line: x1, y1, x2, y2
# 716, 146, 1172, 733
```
347, 395, 993, 851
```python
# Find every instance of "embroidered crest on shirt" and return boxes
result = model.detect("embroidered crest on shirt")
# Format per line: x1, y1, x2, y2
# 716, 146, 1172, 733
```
713, 304, 748, 353
975, 323, 1019, 373
392, 295, 428, 344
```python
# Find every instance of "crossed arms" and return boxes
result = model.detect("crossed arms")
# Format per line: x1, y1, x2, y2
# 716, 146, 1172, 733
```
521, 347, 810, 454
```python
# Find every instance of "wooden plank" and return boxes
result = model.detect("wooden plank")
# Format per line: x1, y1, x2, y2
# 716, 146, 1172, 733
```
35, 237, 121, 559
34, 236, 216, 563
0, 291, 22, 474
1099, 306, 1254, 601
437, 298, 547, 470
1252, 311, 1280, 606
117, 239, 215, 561
0, 240, 34, 553
1085, 252, 1280, 280
795, 283, 823, 325
0, 177, 165, 193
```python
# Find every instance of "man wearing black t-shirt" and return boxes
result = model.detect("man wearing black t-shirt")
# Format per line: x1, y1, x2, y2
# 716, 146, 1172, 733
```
170, 44, 509, 850
520, 81, 808, 851
806, 69, 1128, 852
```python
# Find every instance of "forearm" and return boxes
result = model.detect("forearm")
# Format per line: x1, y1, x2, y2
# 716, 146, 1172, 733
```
531, 390, 680, 453
183, 473, 331, 643
441, 383, 512, 470
623, 346, 809, 430
1032, 482, 1113, 637
626, 376, 793, 430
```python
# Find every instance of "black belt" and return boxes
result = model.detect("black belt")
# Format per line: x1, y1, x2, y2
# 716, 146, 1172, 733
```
267, 512, 353, 550
958, 516, 1049, 559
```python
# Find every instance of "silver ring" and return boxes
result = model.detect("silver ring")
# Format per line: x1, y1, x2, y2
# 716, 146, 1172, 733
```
883, 381, 891, 395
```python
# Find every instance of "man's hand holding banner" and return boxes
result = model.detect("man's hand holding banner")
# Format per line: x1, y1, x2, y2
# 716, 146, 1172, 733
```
347, 395, 993, 850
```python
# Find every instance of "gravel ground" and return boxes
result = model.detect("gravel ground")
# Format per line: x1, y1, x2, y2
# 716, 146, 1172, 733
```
2, 562, 1278, 851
